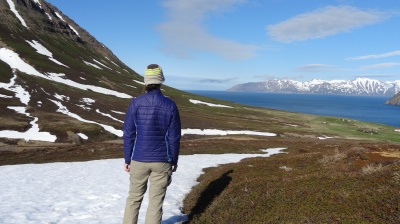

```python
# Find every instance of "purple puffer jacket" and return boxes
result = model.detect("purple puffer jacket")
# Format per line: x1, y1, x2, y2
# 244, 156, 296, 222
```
123, 89, 181, 165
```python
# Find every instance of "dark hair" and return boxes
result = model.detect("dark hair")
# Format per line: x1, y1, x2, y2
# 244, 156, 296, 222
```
144, 84, 161, 93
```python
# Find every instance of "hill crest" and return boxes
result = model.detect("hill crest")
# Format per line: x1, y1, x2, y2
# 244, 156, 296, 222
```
228, 78, 400, 96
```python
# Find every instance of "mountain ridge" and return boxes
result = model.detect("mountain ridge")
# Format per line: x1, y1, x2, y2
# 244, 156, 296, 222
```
228, 78, 400, 96
0, 0, 159, 143
386, 92, 400, 105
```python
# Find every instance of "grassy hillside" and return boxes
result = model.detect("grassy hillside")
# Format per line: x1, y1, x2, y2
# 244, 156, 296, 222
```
177, 101, 400, 223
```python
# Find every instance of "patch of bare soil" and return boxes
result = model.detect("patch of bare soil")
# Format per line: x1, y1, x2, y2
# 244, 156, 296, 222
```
372, 151, 400, 159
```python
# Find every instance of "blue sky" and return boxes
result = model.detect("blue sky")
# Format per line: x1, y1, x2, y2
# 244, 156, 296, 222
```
46, 0, 400, 90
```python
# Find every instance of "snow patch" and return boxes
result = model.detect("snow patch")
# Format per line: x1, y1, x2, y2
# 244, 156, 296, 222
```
83, 60, 102, 70
80, 98, 95, 104
54, 12, 65, 22
50, 100, 123, 137
93, 59, 112, 70
0, 48, 45, 78
0, 148, 285, 223
124, 84, 137, 89
96, 109, 123, 123
45, 12, 52, 20
0, 74, 29, 105
318, 135, 335, 140
133, 79, 145, 85
25, 40, 52, 57
46, 72, 132, 98
0, 94, 12, 98
77, 133, 88, 140
105, 57, 120, 67
76, 104, 91, 111
0, 74, 57, 142
182, 128, 276, 137
260, 147, 287, 154
54, 93, 69, 101
6, 0, 28, 28
189, 99, 233, 108
32, 0, 42, 8
49, 58, 68, 67
0, 107, 57, 142
68, 25, 80, 37
111, 110, 125, 115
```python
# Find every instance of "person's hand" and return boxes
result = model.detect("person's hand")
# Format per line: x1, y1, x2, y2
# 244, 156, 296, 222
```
172, 164, 178, 172
124, 164, 130, 172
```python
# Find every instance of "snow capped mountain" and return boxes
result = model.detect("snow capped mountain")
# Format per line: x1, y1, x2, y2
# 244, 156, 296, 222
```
228, 78, 400, 95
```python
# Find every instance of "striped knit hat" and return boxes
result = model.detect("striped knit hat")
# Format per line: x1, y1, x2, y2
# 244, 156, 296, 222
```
144, 64, 165, 85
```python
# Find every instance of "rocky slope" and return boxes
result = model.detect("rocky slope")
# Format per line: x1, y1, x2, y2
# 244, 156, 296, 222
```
0, 0, 144, 143
386, 92, 400, 105
228, 78, 400, 96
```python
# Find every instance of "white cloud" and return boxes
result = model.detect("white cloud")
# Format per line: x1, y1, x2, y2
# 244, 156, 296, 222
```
296, 64, 334, 72
156, 0, 258, 60
297, 62, 400, 73
359, 62, 400, 70
267, 6, 385, 43
199, 77, 237, 84
348, 50, 400, 60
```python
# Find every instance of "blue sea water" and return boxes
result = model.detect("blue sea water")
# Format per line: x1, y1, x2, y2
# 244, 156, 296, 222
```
187, 90, 400, 128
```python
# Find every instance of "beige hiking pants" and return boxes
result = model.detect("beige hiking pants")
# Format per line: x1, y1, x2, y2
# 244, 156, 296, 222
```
123, 161, 172, 224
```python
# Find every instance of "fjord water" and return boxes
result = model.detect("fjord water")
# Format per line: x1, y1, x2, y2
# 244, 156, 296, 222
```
188, 91, 400, 128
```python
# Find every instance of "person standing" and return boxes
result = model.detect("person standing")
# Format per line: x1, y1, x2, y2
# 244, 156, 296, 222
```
122, 64, 181, 224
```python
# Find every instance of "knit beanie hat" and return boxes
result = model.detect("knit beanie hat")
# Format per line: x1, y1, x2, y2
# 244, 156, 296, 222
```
144, 64, 165, 85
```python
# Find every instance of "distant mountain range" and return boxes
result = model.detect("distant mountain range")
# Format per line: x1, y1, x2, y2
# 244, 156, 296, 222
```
228, 78, 400, 96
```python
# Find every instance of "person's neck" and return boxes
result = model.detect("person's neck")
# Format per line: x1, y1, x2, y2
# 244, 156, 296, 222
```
147, 88, 161, 93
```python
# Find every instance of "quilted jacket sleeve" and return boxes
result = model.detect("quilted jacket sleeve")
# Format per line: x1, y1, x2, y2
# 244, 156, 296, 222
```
168, 105, 181, 165
123, 100, 136, 164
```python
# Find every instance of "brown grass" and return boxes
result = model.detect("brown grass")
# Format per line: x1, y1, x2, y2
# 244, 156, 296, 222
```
182, 139, 400, 223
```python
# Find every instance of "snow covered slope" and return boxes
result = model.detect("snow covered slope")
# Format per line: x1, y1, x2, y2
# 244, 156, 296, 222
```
228, 78, 400, 95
